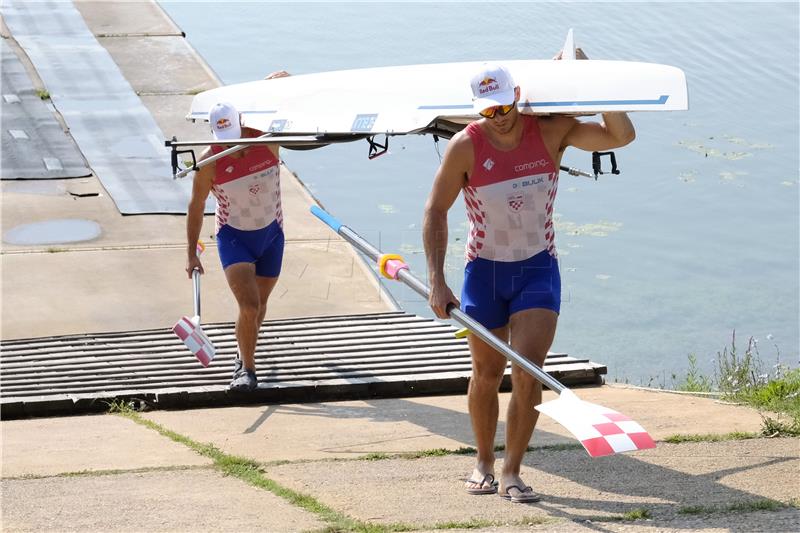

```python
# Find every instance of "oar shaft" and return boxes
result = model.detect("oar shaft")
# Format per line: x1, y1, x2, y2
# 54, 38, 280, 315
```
559, 165, 594, 178
320, 207, 566, 393
172, 133, 276, 179
192, 268, 201, 318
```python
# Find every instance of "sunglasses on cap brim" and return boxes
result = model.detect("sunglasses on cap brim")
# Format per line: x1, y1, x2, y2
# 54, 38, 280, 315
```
479, 102, 516, 119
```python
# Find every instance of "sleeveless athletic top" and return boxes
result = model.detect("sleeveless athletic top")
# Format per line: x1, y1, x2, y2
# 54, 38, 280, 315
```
210, 144, 282, 234
463, 115, 558, 263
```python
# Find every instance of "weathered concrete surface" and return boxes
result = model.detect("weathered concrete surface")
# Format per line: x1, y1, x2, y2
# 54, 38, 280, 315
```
1, 469, 325, 533
0, 0, 392, 340
410, 509, 800, 532
264, 439, 799, 526
1, 414, 210, 478
1, 227, 387, 338
141, 387, 768, 462
2, 388, 798, 532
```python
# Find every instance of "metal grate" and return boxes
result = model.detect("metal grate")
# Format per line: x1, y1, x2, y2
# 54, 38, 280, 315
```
0, 312, 605, 418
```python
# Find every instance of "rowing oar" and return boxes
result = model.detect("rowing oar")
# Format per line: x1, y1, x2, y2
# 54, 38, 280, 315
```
172, 241, 216, 366
310, 205, 655, 457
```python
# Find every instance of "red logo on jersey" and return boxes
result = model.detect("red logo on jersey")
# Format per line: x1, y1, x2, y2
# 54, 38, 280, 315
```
507, 192, 524, 213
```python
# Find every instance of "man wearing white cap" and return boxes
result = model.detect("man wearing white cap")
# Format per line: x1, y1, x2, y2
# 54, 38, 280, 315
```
184, 72, 289, 391
423, 58, 635, 502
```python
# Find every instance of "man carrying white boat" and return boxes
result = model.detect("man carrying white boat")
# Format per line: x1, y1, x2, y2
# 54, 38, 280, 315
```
423, 59, 635, 502
185, 73, 290, 391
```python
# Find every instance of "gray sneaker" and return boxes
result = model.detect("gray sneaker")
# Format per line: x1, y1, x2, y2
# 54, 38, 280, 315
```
230, 358, 257, 391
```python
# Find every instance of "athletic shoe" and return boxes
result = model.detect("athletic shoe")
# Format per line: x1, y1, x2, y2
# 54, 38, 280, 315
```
230, 358, 257, 391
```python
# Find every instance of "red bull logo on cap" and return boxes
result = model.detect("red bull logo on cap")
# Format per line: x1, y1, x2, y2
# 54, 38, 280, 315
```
216, 118, 232, 130
478, 77, 500, 95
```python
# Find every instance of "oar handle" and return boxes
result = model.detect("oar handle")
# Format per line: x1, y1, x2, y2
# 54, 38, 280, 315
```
310, 205, 566, 393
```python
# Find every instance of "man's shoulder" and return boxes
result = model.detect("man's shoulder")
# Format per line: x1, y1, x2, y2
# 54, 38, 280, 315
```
536, 114, 578, 137
451, 127, 475, 148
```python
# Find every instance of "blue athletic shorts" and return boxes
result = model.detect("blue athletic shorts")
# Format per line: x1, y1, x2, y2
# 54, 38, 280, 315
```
460, 249, 561, 330
216, 220, 284, 277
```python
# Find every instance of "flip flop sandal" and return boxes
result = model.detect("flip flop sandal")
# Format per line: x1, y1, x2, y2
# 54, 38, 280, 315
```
499, 485, 541, 503
465, 473, 498, 495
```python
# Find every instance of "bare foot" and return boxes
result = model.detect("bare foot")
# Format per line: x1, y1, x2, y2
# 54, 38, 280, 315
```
464, 468, 498, 495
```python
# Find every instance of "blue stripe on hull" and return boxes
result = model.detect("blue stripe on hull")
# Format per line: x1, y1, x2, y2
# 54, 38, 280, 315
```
418, 95, 669, 110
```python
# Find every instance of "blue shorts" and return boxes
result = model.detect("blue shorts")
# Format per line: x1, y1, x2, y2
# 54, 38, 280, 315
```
460, 250, 561, 330
216, 220, 284, 278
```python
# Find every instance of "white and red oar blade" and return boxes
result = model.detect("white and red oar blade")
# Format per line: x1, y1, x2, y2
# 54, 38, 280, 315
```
172, 315, 216, 367
536, 389, 656, 458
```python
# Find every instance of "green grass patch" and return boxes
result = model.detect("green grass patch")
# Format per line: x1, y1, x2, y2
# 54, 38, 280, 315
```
429, 518, 495, 529
675, 354, 713, 392
588, 508, 652, 522
760, 413, 800, 437
672, 333, 800, 436
6, 464, 209, 481
663, 431, 759, 444
620, 508, 652, 520
352, 443, 581, 463
679, 499, 786, 515
678, 505, 706, 515
430, 516, 554, 530
726, 499, 784, 512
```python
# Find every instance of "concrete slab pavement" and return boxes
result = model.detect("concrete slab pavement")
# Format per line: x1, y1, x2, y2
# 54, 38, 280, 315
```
1, 469, 325, 533
263, 439, 799, 526
2, 387, 798, 532
1, 414, 211, 478
139, 386, 768, 463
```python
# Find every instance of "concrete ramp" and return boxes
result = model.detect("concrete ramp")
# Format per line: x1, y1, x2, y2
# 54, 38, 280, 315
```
0, 312, 606, 418
0, 39, 91, 180
1, 0, 203, 213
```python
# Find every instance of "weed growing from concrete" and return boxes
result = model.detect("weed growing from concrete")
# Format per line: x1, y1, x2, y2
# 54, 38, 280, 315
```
584, 508, 652, 522
620, 508, 652, 520
674, 354, 713, 392
663, 431, 759, 444
673, 332, 800, 437
678, 499, 786, 515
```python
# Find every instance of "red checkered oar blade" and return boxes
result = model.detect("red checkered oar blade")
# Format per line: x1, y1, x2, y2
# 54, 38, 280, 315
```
173, 315, 216, 367
536, 389, 656, 457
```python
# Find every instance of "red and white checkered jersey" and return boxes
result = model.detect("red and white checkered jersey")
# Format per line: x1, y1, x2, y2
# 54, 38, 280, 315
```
210, 144, 282, 233
463, 116, 558, 263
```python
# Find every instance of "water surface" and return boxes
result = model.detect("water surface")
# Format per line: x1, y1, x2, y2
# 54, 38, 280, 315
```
161, 1, 799, 383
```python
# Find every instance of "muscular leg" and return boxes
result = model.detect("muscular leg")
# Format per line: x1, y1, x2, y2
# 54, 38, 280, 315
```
255, 274, 279, 332
224, 263, 262, 371
500, 308, 558, 494
464, 324, 509, 492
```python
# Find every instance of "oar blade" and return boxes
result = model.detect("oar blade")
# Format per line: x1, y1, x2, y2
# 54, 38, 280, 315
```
173, 316, 216, 367
536, 390, 655, 457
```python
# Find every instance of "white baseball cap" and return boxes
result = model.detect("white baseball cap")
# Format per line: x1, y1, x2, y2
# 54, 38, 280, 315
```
209, 101, 241, 140
470, 63, 516, 113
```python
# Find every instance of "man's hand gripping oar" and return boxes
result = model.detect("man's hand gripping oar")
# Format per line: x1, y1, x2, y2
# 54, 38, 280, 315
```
311, 205, 656, 458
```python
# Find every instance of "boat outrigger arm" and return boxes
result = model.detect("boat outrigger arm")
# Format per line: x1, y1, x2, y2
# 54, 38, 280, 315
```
164, 132, 385, 179
165, 131, 619, 180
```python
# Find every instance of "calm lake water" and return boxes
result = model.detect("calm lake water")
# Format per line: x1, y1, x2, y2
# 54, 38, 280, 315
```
161, 2, 799, 384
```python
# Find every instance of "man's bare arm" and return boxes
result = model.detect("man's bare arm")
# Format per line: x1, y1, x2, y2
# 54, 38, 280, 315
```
185, 150, 214, 276
563, 112, 636, 153
423, 132, 471, 318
